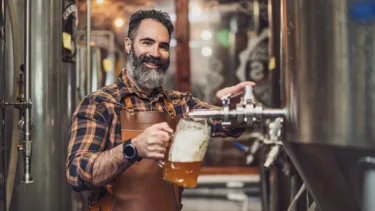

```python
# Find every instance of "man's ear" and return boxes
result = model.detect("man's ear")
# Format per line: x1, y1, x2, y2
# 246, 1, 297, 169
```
125, 37, 132, 54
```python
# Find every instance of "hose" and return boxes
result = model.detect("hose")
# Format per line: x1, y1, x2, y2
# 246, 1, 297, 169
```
5, 0, 21, 210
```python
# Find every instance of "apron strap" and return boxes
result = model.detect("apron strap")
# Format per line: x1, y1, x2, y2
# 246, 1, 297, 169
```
162, 97, 176, 117
124, 95, 135, 114
125, 94, 176, 117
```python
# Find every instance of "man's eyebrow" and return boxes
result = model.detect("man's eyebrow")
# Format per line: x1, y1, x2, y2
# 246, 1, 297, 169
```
160, 42, 169, 47
139, 37, 155, 42
139, 37, 169, 47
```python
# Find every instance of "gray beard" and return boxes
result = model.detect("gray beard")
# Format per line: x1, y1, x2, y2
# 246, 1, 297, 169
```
126, 51, 166, 90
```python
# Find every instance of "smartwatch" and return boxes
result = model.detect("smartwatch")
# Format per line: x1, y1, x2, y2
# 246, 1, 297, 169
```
123, 139, 142, 162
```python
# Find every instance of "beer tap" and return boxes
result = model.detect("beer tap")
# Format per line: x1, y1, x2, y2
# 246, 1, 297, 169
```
189, 85, 287, 169
233, 118, 283, 167
188, 85, 286, 127
263, 117, 283, 168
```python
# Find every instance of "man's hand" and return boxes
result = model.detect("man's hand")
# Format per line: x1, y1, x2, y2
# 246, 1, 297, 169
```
131, 122, 173, 159
216, 81, 255, 102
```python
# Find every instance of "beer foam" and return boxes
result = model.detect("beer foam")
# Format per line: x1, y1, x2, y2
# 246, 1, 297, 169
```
169, 120, 211, 162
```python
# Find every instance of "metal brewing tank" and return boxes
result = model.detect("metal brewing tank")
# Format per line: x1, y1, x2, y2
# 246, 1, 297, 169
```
281, 0, 375, 210
0, 0, 77, 210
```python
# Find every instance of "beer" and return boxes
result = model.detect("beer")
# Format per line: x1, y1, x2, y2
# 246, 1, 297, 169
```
163, 119, 211, 188
163, 161, 203, 188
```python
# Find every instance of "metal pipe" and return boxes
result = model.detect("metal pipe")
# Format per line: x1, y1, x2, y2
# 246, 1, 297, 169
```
1, 1, 7, 209
22, 0, 33, 184
287, 183, 306, 211
86, 0, 91, 93
357, 157, 375, 211
262, 109, 287, 118
77, 30, 115, 52
188, 108, 286, 120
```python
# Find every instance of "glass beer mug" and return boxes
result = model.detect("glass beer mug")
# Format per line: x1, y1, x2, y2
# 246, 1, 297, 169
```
163, 119, 211, 188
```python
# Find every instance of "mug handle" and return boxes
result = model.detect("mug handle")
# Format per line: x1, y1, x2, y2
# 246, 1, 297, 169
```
157, 132, 175, 168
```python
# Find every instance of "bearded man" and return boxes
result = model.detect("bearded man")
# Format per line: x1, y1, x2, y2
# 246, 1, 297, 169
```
66, 9, 253, 211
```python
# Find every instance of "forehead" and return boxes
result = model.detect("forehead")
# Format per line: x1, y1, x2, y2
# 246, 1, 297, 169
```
135, 19, 170, 42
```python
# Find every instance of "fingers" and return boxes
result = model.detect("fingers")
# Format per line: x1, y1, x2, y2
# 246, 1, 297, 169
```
150, 131, 170, 144
146, 139, 168, 160
153, 122, 173, 133
140, 143, 166, 160
216, 81, 256, 100
229, 82, 256, 95
148, 145, 167, 154
149, 153, 165, 160
136, 122, 174, 160
236, 81, 256, 87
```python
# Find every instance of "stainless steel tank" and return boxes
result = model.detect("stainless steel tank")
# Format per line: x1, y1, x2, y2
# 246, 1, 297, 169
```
281, 0, 375, 210
0, 0, 78, 210
0, 1, 13, 210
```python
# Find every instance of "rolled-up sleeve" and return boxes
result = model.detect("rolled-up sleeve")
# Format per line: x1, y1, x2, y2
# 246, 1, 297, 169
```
66, 96, 110, 192
185, 93, 244, 138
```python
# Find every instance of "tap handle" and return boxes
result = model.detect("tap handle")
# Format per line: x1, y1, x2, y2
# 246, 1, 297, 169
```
243, 85, 255, 105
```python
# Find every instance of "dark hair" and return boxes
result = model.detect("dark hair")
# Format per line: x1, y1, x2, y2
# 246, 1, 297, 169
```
128, 10, 174, 41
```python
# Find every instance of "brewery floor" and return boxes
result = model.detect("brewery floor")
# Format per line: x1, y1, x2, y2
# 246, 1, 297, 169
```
180, 174, 261, 211
181, 197, 262, 211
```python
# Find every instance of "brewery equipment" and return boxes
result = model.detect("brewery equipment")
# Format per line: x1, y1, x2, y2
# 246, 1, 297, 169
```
281, 0, 375, 210
189, 86, 293, 211
0, 0, 79, 210
189, 0, 375, 210
188, 86, 285, 126
1, 0, 34, 185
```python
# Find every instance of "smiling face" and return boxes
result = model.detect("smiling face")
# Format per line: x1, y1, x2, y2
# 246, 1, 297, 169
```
125, 18, 171, 90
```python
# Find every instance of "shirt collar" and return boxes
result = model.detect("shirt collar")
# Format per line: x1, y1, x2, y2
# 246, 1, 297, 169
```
116, 69, 166, 102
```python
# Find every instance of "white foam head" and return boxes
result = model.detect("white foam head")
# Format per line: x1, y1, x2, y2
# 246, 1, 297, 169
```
169, 119, 211, 162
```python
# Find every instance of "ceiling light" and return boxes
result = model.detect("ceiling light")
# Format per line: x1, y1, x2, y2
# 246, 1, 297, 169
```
170, 39, 177, 48
201, 46, 212, 57
114, 18, 124, 28
191, 5, 201, 17
96, 0, 104, 4
201, 30, 212, 40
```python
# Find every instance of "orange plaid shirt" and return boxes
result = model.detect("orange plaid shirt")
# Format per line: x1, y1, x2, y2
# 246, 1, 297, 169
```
66, 70, 244, 191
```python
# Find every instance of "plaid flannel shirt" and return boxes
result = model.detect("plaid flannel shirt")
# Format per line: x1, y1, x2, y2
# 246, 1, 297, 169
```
66, 70, 244, 191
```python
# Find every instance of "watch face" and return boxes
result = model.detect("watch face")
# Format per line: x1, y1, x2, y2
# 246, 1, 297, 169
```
124, 144, 136, 159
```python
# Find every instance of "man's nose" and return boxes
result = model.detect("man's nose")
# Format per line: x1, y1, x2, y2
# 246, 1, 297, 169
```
150, 46, 161, 58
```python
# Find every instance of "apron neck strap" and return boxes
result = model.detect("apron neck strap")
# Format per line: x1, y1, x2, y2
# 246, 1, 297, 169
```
162, 97, 176, 117
124, 95, 176, 117
124, 96, 135, 114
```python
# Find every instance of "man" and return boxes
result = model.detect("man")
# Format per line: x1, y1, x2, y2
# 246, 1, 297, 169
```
66, 10, 254, 211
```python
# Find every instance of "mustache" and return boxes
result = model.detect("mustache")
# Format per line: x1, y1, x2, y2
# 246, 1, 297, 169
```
139, 55, 167, 66
129, 47, 170, 72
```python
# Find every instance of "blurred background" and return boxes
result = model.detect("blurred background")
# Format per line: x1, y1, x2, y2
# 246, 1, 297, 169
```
3, 0, 375, 211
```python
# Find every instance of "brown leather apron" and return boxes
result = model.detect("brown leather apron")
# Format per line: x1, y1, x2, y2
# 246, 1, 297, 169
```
88, 96, 182, 211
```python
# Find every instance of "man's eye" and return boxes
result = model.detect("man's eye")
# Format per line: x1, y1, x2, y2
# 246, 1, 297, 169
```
161, 45, 169, 51
143, 41, 152, 45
